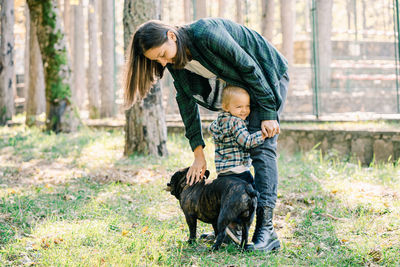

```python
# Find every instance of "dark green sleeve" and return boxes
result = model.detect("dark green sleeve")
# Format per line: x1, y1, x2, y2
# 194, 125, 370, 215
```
174, 80, 205, 151
201, 26, 278, 121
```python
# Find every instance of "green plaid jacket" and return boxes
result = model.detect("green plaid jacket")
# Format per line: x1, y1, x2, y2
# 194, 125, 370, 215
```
167, 18, 288, 151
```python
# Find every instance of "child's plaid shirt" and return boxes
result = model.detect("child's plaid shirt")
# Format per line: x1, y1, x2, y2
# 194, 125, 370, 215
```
209, 112, 264, 173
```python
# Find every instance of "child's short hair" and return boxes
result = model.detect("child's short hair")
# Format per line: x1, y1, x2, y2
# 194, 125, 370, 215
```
221, 86, 249, 108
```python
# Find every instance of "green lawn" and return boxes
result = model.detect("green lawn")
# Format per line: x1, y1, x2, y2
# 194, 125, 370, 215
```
0, 125, 399, 266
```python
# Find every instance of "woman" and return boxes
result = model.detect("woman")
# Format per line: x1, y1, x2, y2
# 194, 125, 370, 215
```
124, 18, 289, 252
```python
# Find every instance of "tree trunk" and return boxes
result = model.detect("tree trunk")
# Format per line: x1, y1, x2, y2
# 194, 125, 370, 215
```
26, 9, 46, 127
24, 4, 30, 109
72, 0, 86, 109
123, 0, 167, 157
280, 0, 295, 65
27, 0, 79, 132
0, 0, 15, 125
184, 0, 192, 22
194, 0, 207, 20
316, 0, 333, 91
261, 0, 274, 41
88, 0, 100, 119
235, 0, 243, 24
100, 0, 115, 117
63, 0, 73, 61
218, 0, 227, 18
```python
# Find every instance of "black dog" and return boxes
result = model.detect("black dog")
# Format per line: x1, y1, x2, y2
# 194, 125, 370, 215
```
166, 167, 258, 250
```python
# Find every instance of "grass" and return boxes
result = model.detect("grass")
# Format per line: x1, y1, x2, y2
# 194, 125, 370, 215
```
0, 124, 399, 266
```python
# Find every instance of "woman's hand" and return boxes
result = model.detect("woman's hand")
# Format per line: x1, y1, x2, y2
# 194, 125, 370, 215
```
186, 145, 207, 186
261, 120, 280, 138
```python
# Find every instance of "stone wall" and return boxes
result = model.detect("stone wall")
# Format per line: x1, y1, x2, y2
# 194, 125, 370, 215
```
167, 122, 400, 165
86, 119, 400, 165
278, 127, 400, 165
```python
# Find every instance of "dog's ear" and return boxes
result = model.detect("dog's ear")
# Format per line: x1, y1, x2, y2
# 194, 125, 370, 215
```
204, 170, 210, 179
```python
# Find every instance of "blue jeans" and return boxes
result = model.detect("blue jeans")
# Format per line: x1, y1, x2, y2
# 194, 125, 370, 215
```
248, 72, 289, 208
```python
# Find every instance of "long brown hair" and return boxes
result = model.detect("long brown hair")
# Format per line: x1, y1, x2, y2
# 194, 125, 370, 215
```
124, 20, 189, 107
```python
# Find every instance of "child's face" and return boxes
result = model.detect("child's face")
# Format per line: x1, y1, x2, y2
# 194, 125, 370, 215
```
223, 92, 250, 120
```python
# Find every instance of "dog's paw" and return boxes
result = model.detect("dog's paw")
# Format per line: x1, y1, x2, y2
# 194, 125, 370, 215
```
211, 244, 220, 251
187, 238, 197, 245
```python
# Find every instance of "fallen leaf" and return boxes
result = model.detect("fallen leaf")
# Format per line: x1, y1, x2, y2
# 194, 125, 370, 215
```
7, 188, 16, 194
142, 226, 149, 233
41, 238, 50, 249
331, 189, 338, 194
122, 230, 129, 236
54, 237, 63, 244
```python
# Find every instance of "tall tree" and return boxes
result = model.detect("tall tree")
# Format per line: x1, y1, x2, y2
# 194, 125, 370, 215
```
88, 0, 100, 118
100, 0, 115, 117
123, 0, 168, 157
184, 0, 192, 22
236, 0, 243, 24
71, 0, 86, 109
280, 0, 295, 65
218, 0, 227, 18
261, 0, 275, 41
0, 0, 15, 125
24, 4, 30, 108
64, 0, 72, 55
316, 0, 333, 91
27, 0, 79, 132
194, 0, 207, 20
26, 8, 46, 127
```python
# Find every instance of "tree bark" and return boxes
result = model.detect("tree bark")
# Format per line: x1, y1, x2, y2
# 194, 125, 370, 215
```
0, 0, 15, 125
261, 0, 274, 41
26, 9, 46, 127
194, 0, 207, 20
316, 0, 333, 91
123, 0, 167, 157
100, 0, 115, 117
88, 0, 100, 119
64, 0, 71, 53
218, 0, 227, 18
184, 0, 192, 22
27, 0, 79, 132
24, 4, 30, 108
280, 0, 295, 65
71, 0, 86, 109
235, 0, 243, 24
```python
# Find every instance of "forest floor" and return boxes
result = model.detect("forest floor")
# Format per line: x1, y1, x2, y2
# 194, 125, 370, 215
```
0, 124, 399, 266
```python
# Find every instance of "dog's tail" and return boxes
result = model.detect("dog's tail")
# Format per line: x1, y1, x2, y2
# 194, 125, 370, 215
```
246, 184, 258, 222
245, 184, 259, 199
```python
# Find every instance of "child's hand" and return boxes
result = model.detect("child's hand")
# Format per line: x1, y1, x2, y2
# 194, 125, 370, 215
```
261, 131, 268, 139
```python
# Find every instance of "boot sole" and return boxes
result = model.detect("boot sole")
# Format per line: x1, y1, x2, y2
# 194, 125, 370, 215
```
251, 239, 281, 252
262, 239, 281, 252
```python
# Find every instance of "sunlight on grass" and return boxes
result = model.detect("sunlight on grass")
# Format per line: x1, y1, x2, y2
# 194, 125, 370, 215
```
1, 125, 400, 265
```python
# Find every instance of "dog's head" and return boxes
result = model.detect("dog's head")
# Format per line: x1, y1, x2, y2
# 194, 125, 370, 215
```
166, 167, 210, 199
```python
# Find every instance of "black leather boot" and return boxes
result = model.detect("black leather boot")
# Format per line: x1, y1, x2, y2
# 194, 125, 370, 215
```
250, 206, 280, 252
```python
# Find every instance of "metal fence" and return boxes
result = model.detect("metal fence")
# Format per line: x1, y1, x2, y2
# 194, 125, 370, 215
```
307, 0, 400, 118
162, 0, 400, 120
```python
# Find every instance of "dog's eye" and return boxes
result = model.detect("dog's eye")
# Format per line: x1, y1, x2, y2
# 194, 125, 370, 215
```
167, 183, 171, 186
